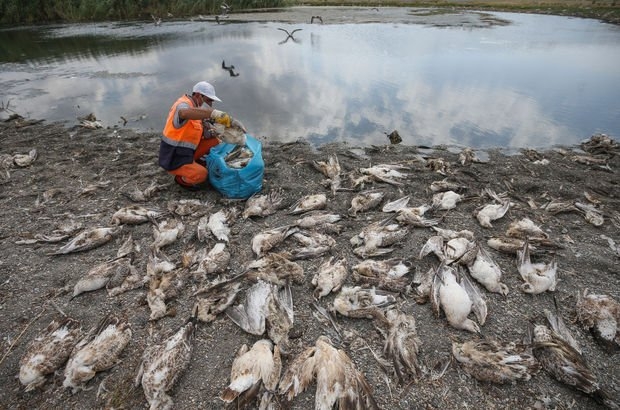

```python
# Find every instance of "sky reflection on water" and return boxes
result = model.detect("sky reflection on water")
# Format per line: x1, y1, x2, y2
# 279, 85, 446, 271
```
0, 11, 619, 148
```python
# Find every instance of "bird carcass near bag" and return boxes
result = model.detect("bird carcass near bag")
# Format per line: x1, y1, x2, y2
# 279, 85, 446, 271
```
206, 134, 264, 199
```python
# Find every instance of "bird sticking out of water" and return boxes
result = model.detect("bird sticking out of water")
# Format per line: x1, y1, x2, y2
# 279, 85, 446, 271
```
277, 28, 302, 44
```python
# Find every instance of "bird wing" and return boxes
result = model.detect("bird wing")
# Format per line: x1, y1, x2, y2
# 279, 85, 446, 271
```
279, 345, 317, 400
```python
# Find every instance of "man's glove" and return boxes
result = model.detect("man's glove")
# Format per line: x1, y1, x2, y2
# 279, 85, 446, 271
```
210, 109, 231, 127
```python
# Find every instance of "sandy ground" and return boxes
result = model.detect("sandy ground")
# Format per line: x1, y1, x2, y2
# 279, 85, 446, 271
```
0, 117, 619, 410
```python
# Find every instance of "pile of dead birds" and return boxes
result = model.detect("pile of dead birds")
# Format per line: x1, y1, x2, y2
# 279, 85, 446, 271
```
6, 131, 620, 409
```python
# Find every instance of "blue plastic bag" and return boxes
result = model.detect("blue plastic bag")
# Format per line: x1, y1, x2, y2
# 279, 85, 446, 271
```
205, 135, 264, 199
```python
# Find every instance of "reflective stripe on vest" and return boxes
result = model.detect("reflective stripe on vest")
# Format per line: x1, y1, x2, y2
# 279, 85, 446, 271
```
161, 95, 203, 150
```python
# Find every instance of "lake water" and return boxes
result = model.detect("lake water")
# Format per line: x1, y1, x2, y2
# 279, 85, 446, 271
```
1, 9, 619, 149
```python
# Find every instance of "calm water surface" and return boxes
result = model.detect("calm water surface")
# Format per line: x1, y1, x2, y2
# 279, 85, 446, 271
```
1, 11, 619, 148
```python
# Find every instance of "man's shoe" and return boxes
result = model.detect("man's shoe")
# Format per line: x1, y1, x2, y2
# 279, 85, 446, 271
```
174, 175, 200, 192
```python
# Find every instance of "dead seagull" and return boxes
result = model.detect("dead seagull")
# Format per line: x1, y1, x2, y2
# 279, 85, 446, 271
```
531, 315, 617, 409
19, 318, 82, 391
50, 227, 120, 255
63, 314, 132, 393
516, 240, 557, 294
135, 315, 196, 410
575, 289, 620, 352
221, 339, 282, 408
452, 338, 540, 384
279, 335, 380, 409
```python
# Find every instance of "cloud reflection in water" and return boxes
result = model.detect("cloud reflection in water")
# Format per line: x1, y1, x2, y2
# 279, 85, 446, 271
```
1, 13, 618, 149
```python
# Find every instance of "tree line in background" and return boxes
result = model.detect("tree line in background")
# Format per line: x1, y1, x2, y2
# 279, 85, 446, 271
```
0, 0, 287, 25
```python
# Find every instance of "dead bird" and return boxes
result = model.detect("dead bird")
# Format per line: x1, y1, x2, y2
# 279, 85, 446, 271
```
516, 240, 557, 294
487, 236, 531, 255
312, 154, 342, 195
350, 218, 409, 258
312, 257, 349, 299
424, 157, 451, 175
63, 314, 132, 393
193, 242, 230, 279
359, 163, 410, 186
458, 147, 487, 166
167, 198, 212, 218
293, 211, 342, 234
288, 193, 327, 214
226, 280, 273, 336
581, 133, 618, 155
19, 318, 82, 391
110, 205, 163, 225
244, 252, 305, 285
152, 219, 185, 252
475, 189, 511, 228
531, 318, 618, 409
575, 289, 620, 352
135, 316, 196, 410
225, 145, 253, 162
542, 198, 579, 215
575, 201, 605, 226
12, 148, 38, 167
432, 190, 464, 211
242, 189, 285, 219
278, 335, 380, 409
452, 338, 539, 384
106, 263, 145, 297
71, 256, 134, 299
145, 253, 179, 321
430, 178, 467, 193
351, 259, 411, 292
395, 205, 439, 227
265, 282, 295, 349
221, 340, 282, 408
288, 230, 336, 259
506, 217, 549, 240
431, 264, 486, 333
124, 181, 167, 202
251, 225, 299, 257
348, 189, 385, 216
226, 146, 253, 168
382, 195, 410, 213
207, 209, 237, 242
378, 308, 422, 384
50, 227, 120, 255
193, 274, 244, 322
330, 286, 397, 322
466, 244, 509, 296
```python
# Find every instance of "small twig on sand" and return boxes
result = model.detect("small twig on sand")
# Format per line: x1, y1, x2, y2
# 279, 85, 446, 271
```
0, 307, 46, 366
48, 300, 68, 317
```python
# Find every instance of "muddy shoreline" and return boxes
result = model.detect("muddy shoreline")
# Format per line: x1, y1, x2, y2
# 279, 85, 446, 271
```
0, 118, 619, 409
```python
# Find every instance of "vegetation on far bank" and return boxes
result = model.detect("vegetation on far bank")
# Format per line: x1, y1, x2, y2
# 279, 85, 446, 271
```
0, 0, 618, 25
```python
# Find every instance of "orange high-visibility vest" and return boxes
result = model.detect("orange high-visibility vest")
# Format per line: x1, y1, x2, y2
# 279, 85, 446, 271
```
161, 95, 203, 150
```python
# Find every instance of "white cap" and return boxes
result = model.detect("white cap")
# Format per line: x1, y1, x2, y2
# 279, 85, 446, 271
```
192, 81, 222, 102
